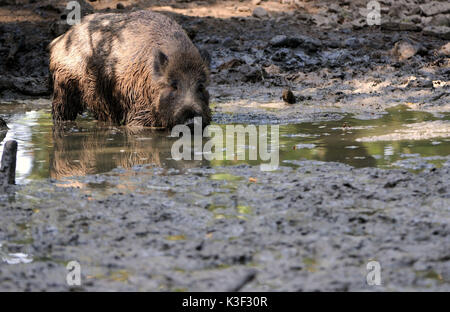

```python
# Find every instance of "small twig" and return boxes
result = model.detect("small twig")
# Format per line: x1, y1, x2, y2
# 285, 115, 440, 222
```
431, 92, 449, 102
227, 269, 257, 292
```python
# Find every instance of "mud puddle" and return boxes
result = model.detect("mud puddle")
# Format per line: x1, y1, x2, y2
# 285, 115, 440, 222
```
1, 104, 449, 183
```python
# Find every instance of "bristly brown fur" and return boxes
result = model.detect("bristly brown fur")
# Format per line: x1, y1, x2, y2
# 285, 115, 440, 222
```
49, 10, 210, 128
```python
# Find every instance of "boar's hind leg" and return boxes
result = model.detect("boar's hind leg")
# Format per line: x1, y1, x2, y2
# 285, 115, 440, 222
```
52, 77, 84, 121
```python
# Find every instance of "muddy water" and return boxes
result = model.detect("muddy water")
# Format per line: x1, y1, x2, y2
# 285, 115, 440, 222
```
277, 106, 450, 169
0, 105, 449, 183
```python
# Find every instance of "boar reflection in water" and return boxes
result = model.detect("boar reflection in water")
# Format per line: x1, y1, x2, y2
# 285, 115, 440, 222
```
50, 128, 204, 179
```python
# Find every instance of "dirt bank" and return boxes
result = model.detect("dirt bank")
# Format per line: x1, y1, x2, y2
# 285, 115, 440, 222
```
0, 0, 449, 120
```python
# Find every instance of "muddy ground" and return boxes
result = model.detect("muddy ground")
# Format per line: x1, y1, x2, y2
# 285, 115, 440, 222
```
0, 162, 449, 291
0, 0, 449, 291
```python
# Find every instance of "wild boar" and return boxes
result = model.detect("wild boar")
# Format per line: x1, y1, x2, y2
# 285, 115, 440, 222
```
49, 10, 211, 129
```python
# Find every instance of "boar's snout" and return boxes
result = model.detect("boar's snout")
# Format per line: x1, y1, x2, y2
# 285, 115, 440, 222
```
175, 107, 204, 130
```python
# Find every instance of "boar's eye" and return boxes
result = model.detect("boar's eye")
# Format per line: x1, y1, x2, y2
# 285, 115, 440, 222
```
197, 83, 205, 93
170, 80, 178, 90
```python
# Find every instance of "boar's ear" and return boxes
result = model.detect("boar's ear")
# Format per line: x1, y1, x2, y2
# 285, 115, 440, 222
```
199, 49, 211, 69
153, 49, 168, 75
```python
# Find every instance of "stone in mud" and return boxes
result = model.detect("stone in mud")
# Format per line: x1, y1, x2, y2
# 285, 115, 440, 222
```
298, 35, 322, 53
252, 7, 268, 18
407, 79, 434, 89
420, 2, 450, 17
49, 11, 211, 129
269, 35, 321, 52
223, 37, 237, 48
294, 50, 320, 66
381, 22, 422, 32
237, 6, 250, 12
392, 41, 418, 61
327, 3, 340, 14
269, 35, 304, 48
239, 64, 263, 83
437, 42, 450, 56
406, 15, 422, 24
282, 88, 296, 104
269, 35, 288, 46
430, 14, 450, 27
271, 48, 293, 62
423, 26, 450, 40
0, 140, 17, 186
264, 64, 281, 76
344, 37, 363, 49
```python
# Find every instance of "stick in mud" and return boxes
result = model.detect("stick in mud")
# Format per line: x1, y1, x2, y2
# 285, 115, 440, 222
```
227, 269, 257, 292
1, 140, 18, 185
